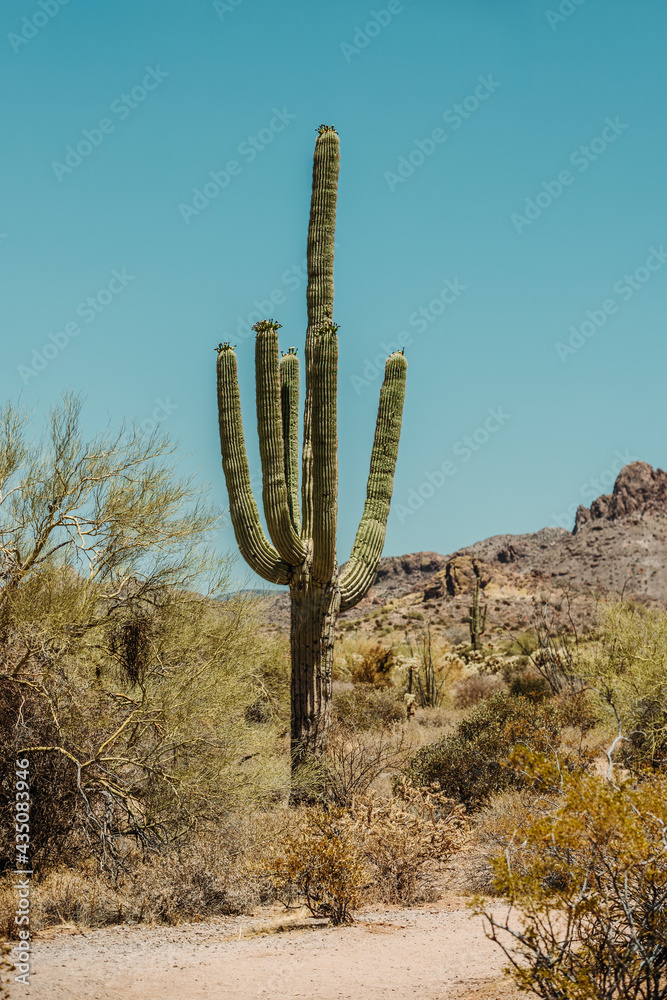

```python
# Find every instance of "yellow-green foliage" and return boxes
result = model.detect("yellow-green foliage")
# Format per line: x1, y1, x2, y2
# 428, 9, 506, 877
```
478, 752, 667, 1000
0, 579, 290, 870
0, 395, 293, 867
259, 806, 369, 925
581, 601, 667, 769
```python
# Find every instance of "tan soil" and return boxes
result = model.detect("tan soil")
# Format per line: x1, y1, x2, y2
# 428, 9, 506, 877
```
12, 897, 521, 1000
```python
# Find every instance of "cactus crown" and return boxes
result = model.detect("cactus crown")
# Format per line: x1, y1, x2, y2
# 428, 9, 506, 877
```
315, 320, 340, 336
317, 124, 337, 135
253, 319, 282, 334
215, 341, 236, 352
281, 347, 298, 356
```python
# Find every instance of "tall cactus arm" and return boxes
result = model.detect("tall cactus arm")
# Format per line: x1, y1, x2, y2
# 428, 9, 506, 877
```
311, 322, 338, 584
254, 323, 307, 566
280, 349, 301, 534
302, 125, 340, 541
216, 344, 291, 585
339, 352, 407, 612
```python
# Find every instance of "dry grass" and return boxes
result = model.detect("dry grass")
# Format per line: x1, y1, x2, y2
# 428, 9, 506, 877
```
453, 673, 506, 708
0, 820, 284, 937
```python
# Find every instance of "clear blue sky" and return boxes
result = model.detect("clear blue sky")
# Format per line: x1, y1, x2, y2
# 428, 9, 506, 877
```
2, 0, 666, 588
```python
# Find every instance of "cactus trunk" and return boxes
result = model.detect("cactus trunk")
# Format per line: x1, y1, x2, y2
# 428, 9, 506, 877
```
289, 569, 340, 764
215, 126, 407, 783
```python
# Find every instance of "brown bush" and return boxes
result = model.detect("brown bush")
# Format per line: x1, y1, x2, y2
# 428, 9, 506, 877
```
322, 723, 413, 806
333, 685, 405, 731
452, 673, 505, 708
0, 682, 82, 875
259, 782, 466, 922
258, 807, 368, 926
0, 824, 272, 936
349, 645, 396, 687
350, 780, 466, 904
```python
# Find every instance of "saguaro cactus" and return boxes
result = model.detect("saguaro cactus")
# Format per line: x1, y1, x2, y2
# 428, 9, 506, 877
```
469, 576, 487, 651
216, 126, 407, 771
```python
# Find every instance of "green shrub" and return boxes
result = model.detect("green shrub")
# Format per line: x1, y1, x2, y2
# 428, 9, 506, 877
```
478, 756, 667, 1000
507, 669, 550, 701
334, 685, 405, 731
580, 602, 667, 773
403, 693, 563, 810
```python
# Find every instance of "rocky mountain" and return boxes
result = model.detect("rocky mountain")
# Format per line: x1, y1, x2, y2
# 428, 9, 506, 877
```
262, 462, 667, 637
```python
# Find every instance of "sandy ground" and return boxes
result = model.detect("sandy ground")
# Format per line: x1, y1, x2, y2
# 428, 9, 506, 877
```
9, 897, 521, 1000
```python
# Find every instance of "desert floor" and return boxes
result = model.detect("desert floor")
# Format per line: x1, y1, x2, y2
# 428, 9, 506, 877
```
10, 896, 522, 1000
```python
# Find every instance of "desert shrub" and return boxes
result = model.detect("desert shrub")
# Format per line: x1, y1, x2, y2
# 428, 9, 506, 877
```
0, 684, 82, 874
466, 788, 540, 895
579, 602, 667, 773
333, 685, 405, 731
0, 396, 288, 870
260, 806, 369, 925
403, 693, 564, 810
552, 688, 599, 733
453, 673, 505, 708
519, 598, 582, 694
0, 591, 288, 874
478, 756, 667, 1000
349, 645, 396, 687
350, 780, 466, 904
400, 625, 457, 708
0, 823, 273, 936
507, 668, 550, 701
260, 782, 466, 922
322, 723, 413, 806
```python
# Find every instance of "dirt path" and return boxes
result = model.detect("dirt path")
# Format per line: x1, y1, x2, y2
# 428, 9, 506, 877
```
12, 898, 520, 1000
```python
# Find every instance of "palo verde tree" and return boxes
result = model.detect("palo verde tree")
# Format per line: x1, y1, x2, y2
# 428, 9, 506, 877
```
216, 125, 407, 771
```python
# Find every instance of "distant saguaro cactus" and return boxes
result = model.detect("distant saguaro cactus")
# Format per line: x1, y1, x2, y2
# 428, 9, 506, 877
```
469, 577, 487, 651
216, 126, 407, 774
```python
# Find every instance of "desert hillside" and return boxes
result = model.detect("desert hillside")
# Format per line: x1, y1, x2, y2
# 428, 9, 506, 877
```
263, 461, 667, 638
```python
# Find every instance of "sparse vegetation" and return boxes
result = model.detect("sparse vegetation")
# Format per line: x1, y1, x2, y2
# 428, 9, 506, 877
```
478, 753, 667, 1000
403, 692, 573, 809
2, 388, 666, 1000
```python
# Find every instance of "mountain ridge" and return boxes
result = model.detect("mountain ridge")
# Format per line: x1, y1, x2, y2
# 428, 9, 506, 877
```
261, 462, 667, 635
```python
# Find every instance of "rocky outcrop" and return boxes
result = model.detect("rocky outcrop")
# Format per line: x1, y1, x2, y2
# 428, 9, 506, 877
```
443, 556, 493, 597
573, 462, 667, 533
371, 552, 448, 602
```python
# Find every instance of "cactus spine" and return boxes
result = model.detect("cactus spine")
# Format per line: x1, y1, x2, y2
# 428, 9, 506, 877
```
216, 126, 407, 771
